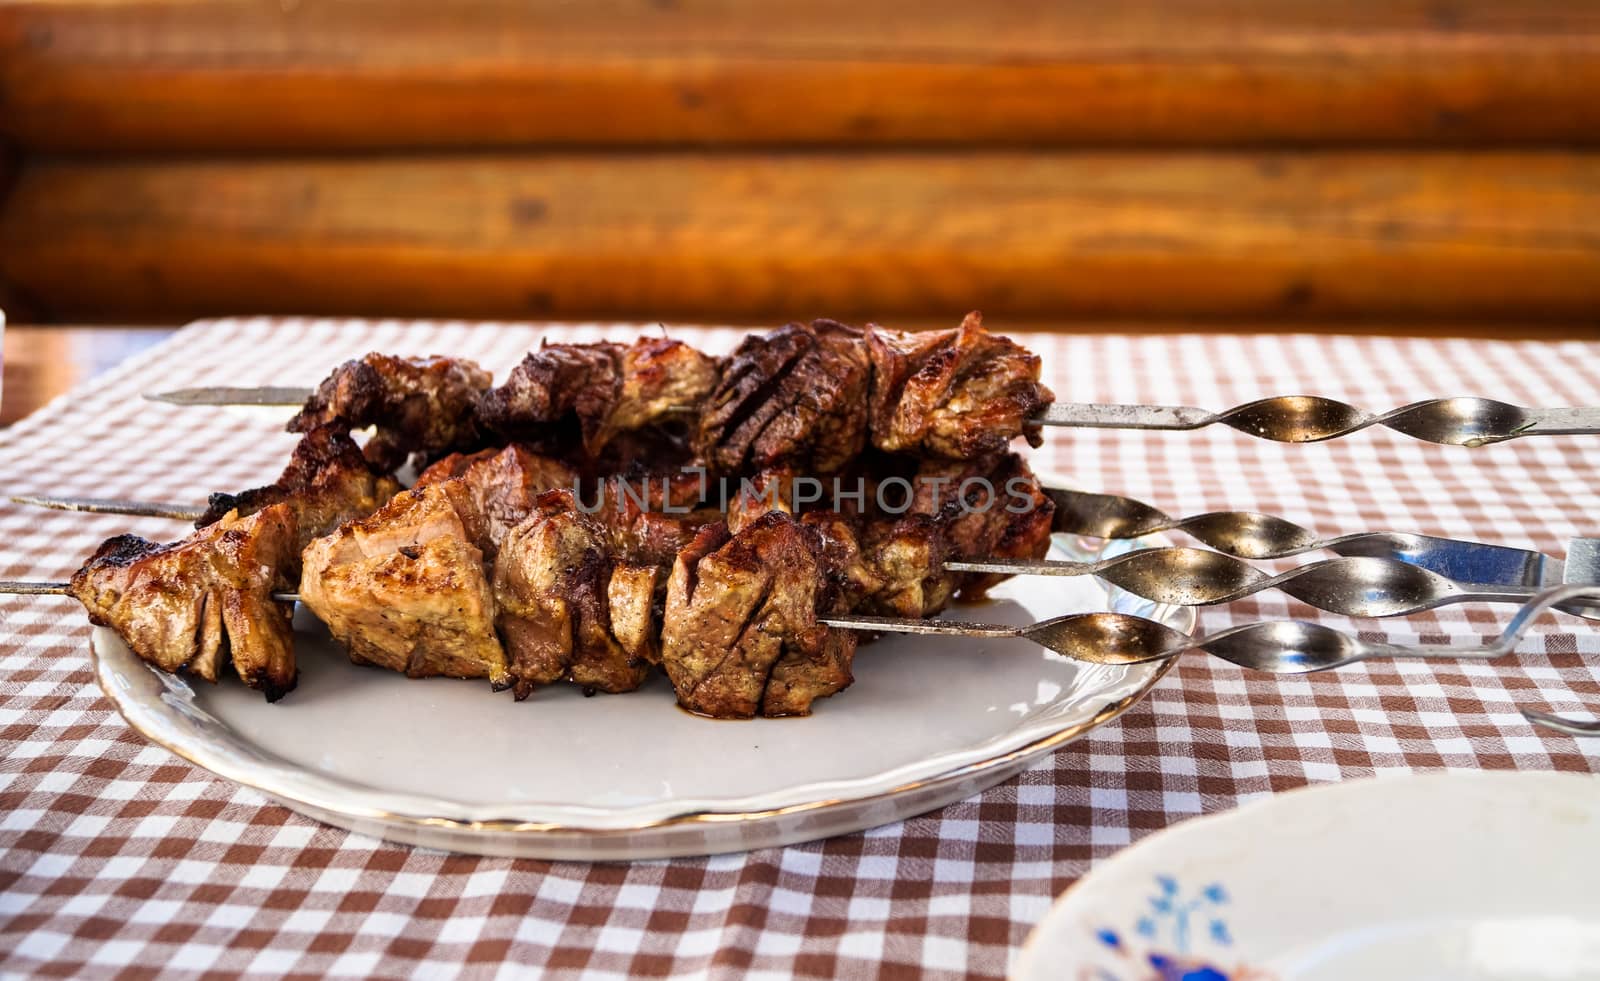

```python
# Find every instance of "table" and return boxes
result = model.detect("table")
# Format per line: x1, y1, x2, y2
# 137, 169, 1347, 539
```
3, 319, 1599, 978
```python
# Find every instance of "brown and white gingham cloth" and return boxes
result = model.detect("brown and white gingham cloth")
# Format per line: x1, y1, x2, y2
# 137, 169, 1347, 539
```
3, 320, 1599, 979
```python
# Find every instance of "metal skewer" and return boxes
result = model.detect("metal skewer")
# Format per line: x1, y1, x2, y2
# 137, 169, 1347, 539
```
832, 584, 1600, 672
146, 387, 1600, 447
11, 486, 1568, 587
11, 495, 1596, 619
12, 582, 1597, 675
146, 386, 313, 407
8, 495, 205, 521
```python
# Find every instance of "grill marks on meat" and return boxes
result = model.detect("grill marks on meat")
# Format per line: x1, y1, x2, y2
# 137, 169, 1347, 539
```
477, 338, 718, 459
493, 491, 652, 699
661, 513, 855, 719
288, 353, 492, 470
299, 485, 510, 687
696, 320, 871, 475
414, 445, 578, 560
869, 311, 1055, 459
68, 505, 299, 701
909, 453, 1055, 600
197, 425, 402, 553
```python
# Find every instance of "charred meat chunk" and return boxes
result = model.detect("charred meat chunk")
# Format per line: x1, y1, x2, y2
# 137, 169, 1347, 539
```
909, 452, 1055, 600
197, 424, 402, 554
696, 320, 871, 476
804, 512, 956, 619
288, 353, 492, 470
660, 513, 855, 719
299, 485, 510, 687
477, 338, 718, 458
590, 470, 719, 566
493, 490, 650, 698
415, 445, 578, 559
868, 312, 1054, 459
68, 504, 299, 701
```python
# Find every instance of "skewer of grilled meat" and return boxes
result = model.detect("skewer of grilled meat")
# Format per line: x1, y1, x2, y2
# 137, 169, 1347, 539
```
297, 451, 1052, 717
298, 477, 863, 717
265, 313, 1051, 477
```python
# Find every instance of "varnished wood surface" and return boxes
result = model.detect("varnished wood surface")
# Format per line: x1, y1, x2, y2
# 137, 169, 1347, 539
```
3, 0, 1599, 151
1, 325, 173, 426
4, 152, 1599, 323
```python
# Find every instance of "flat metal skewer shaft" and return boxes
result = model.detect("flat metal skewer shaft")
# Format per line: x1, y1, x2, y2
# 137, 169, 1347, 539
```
145, 386, 1600, 445
9, 495, 205, 521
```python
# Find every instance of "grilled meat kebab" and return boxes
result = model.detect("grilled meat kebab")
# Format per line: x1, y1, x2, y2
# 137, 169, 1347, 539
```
295, 452, 1052, 717
283, 313, 1052, 474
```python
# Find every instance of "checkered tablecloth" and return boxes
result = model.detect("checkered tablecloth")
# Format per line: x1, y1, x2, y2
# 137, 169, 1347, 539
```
3, 319, 1599, 979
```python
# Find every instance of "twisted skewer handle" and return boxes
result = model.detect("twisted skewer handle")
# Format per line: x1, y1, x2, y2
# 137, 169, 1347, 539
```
829, 586, 1600, 673
1030, 584, 1600, 673
948, 549, 1545, 618
1044, 487, 1554, 588
1038, 398, 1600, 445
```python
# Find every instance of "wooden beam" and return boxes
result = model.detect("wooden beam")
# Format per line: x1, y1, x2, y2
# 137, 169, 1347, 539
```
3, 0, 1600, 150
3, 151, 1598, 322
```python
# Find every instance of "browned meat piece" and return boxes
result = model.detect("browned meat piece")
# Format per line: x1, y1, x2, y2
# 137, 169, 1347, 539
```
607, 338, 721, 448
724, 469, 794, 535
660, 513, 855, 718
477, 338, 718, 458
198, 425, 402, 553
299, 485, 510, 687
858, 515, 957, 618
415, 445, 578, 559
721, 469, 954, 618
868, 311, 1055, 459
909, 452, 1055, 600
696, 319, 871, 475
288, 353, 492, 470
800, 512, 955, 619
68, 504, 299, 701
607, 563, 663, 667
590, 470, 718, 566
493, 490, 649, 698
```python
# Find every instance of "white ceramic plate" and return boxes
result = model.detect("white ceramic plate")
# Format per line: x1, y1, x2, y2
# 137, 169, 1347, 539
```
1016, 771, 1600, 981
91, 531, 1190, 861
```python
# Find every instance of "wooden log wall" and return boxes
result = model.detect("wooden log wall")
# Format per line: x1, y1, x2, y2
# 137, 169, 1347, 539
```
0, 0, 1597, 327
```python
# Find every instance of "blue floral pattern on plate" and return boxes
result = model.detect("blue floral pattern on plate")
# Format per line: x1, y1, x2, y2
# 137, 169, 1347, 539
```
1084, 876, 1276, 981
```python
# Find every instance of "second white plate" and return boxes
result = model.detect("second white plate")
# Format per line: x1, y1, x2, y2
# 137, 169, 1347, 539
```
1017, 770, 1600, 981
